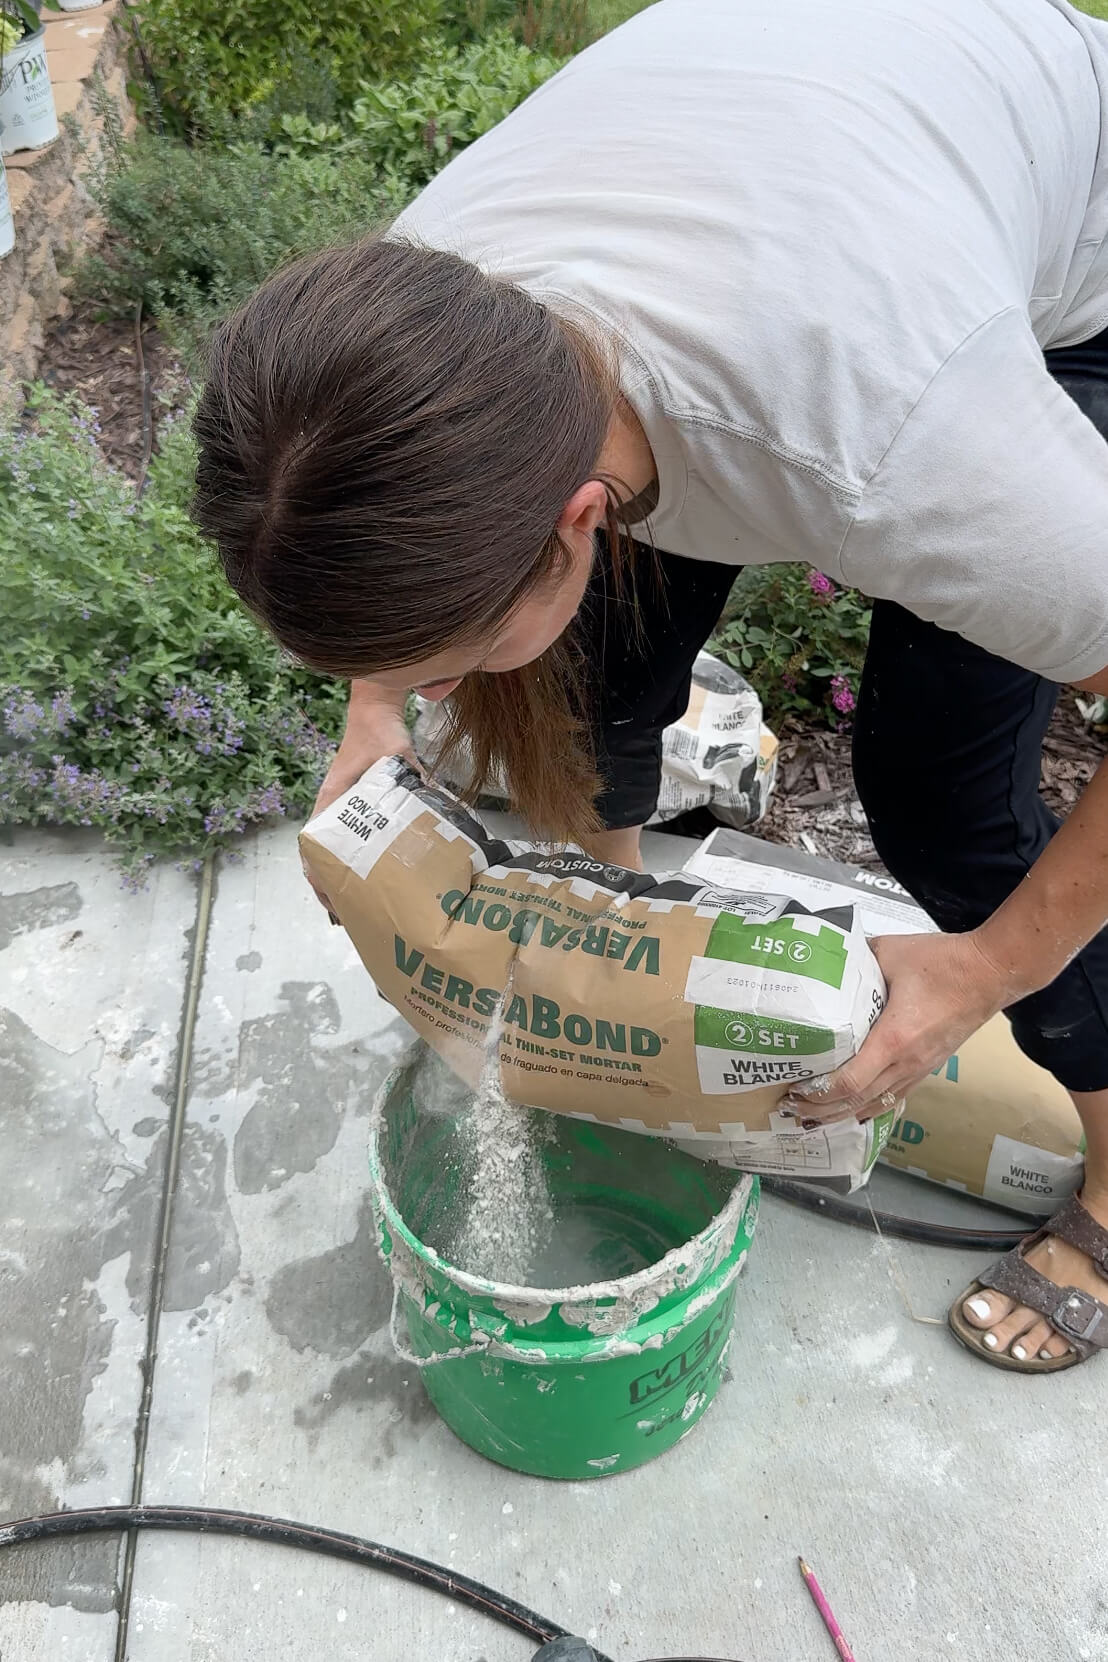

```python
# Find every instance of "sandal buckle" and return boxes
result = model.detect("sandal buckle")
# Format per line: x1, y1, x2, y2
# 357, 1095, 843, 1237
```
1053, 1290, 1104, 1343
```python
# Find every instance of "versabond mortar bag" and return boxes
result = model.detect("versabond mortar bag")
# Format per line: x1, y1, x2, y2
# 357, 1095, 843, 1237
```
413, 651, 779, 831
685, 828, 1085, 1214
300, 758, 893, 1190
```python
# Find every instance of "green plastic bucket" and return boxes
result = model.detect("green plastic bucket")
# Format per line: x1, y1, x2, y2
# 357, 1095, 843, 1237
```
369, 1044, 760, 1480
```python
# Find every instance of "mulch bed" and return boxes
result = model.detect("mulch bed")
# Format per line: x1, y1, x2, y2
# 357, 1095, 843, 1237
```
36, 304, 1108, 865
755, 694, 1103, 869
37, 305, 186, 481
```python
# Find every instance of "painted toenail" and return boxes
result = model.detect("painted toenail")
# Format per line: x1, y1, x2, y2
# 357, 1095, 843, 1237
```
967, 1297, 992, 1321
1039, 1349, 1054, 1360
983, 1332, 999, 1349
1011, 1345, 1028, 1361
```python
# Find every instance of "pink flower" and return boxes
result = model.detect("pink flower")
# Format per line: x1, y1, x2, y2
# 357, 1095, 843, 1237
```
830, 674, 856, 715
808, 569, 835, 600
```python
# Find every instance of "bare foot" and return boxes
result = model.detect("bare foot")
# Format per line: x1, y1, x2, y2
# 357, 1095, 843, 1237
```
961, 1189, 1108, 1362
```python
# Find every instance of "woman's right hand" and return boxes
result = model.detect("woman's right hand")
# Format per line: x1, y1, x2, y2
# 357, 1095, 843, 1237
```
303, 683, 415, 919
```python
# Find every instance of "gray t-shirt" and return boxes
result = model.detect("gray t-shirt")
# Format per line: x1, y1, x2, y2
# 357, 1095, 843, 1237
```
394, 0, 1108, 682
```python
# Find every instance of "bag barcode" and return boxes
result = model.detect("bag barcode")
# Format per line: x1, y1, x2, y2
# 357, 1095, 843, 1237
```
666, 726, 701, 762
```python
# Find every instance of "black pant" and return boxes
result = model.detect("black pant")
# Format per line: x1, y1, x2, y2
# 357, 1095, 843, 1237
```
583, 328, 1108, 1094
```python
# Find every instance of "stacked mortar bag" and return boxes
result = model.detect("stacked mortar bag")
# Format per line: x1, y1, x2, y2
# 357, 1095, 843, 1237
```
685, 830, 1085, 1215
301, 758, 894, 1193
413, 650, 779, 831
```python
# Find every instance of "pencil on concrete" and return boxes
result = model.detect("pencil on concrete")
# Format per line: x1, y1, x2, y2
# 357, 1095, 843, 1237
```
798, 1556, 857, 1662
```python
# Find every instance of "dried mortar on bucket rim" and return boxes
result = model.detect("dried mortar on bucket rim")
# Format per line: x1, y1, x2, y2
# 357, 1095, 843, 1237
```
369, 1045, 759, 1361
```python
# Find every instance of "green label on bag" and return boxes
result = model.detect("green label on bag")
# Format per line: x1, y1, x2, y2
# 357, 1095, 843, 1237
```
704, 914, 848, 990
694, 1006, 836, 1056
865, 1110, 895, 1172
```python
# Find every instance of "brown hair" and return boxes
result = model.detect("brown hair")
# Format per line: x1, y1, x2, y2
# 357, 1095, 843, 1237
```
192, 235, 630, 844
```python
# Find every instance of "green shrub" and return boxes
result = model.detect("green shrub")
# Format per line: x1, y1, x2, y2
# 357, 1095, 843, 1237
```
449, 0, 651, 55
346, 30, 565, 189
710, 565, 872, 728
79, 30, 560, 342
76, 132, 407, 353
0, 389, 347, 880
131, 0, 446, 134
515, 0, 600, 55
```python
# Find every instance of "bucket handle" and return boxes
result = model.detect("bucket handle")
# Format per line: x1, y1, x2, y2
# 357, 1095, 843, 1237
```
389, 1288, 493, 1369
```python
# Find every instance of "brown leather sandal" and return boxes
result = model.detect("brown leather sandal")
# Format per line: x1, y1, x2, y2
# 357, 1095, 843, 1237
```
948, 1194, 1108, 1373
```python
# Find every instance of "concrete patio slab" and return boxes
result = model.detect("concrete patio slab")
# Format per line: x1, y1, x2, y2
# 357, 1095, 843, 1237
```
130, 822, 1108, 1662
4, 819, 1108, 1662
0, 830, 198, 1659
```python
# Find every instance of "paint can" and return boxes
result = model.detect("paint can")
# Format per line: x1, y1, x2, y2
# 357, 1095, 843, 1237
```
369, 1043, 760, 1480
0, 29, 59, 155
0, 153, 13, 257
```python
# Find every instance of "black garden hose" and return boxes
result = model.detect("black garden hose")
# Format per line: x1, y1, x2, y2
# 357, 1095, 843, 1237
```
0, 1505, 745, 1662
759, 1174, 1039, 1250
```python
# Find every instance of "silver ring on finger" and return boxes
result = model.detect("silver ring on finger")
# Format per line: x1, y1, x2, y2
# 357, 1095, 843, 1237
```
879, 1090, 898, 1111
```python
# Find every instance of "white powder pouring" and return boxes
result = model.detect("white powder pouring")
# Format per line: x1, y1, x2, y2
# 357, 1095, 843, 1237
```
445, 999, 556, 1284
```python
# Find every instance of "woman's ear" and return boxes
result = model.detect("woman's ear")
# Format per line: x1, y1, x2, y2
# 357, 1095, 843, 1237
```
557, 479, 608, 548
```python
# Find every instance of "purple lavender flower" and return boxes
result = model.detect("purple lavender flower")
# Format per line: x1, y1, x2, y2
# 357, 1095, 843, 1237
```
51, 691, 77, 732
3, 691, 46, 739
830, 674, 856, 716
807, 569, 835, 601
219, 708, 246, 756
253, 783, 286, 818
120, 853, 155, 894
0, 753, 47, 797
46, 758, 125, 824
164, 685, 213, 740
203, 800, 248, 837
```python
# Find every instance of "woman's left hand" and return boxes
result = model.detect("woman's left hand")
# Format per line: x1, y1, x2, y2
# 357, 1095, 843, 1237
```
779, 930, 1021, 1124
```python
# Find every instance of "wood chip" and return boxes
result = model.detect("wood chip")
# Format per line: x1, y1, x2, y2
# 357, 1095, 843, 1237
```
39, 307, 185, 481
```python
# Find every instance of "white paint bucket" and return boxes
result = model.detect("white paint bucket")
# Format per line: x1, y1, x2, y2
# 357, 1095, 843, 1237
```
57, 0, 102, 9
0, 30, 59, 154
0, 155, 13, 258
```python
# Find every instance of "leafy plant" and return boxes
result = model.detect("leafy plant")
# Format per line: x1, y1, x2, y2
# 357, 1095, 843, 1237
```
710, 565, 872, 728
0, 389, 348, 880
130, 0, 446, 134
346, 29, 564, 189
446, 0, 647, 54
515, 0, 596, 56
75, 131, 408, 355
1, 0, 45, 45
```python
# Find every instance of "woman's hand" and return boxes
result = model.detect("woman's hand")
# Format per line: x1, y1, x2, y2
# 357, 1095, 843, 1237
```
779, 929, 1021, 1123
303, 682, 415, 918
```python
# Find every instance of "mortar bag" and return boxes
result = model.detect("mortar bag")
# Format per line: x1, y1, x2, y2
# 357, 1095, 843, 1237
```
300, 757, 894, 1191
684, 828, 1085, 1214
412, 651, 779, 830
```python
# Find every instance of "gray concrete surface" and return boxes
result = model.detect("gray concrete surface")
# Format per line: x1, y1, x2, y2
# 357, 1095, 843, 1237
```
0, 830, 198, 1660
3, 821, 1107, 1662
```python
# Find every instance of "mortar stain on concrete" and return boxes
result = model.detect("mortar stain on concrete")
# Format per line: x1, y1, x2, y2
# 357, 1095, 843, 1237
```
235, 951, 262, 972
0, 882, 82, 951
226, 981, 375, 1194
0, 1006, 154, 1612
294, 1349, 437, 1440
106, 1122, 241, 1311
117, 1026, 155, 1063
265, 1196, 391, 1358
